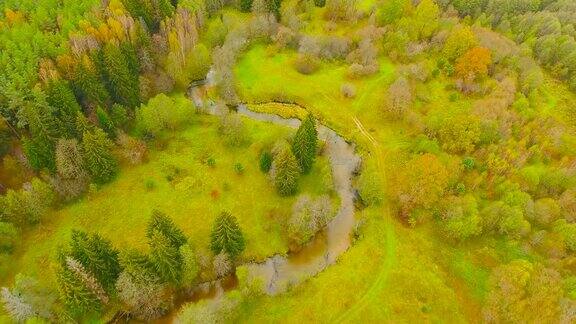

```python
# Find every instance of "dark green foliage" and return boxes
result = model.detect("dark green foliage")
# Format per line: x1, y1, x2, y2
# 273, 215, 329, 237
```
81, 128, 118, 184
292, 115, 317, 174
313, 0, 325, 7
56, 252, 102, 317
45, 79, 82, 138
210, 211, 246, 259
259, 151, 272, 173
23, 135, 56, 173
123, 0, 155, 30
0, 222, 18, 253
96, 107, 116, 139
71, 61, 111, 108
69, 230, 121, 291
102, 43, 141, 108
234, 162, 244, 174
240, 0, 253, 12
268, 0, 282, 19
110, 103, 129, 129
157, 0, 176, 18
149, 230, 183, 284
274, 145, 300, 196
75, 112, 93, 139
120, 249, 159, 282
146, 210, 187, 248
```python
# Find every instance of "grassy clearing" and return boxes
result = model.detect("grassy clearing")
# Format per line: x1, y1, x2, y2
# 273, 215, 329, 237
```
0, 111, 333, 289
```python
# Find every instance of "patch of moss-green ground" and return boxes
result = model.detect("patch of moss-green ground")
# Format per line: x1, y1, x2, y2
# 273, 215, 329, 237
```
0, 111, 334, 290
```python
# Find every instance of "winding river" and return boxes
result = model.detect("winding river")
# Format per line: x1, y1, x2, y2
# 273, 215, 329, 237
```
157, 84, 362, 321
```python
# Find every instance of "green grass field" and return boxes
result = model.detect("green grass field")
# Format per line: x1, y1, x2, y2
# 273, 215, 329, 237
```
0, 112, 334, 290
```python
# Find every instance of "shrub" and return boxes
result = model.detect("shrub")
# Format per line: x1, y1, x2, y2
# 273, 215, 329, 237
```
341, 83, 356, 98
234, 163, 244, 175
259, 151, 273, 173
438, 195, 482, 241
294, 54, 320, 74
136, 94, 195, 134
288, 195, 333, 247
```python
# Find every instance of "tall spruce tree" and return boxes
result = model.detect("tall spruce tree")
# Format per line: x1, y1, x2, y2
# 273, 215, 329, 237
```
292, 114, 317, 174
210, 212, 246, 259
82, 128, 118, 184
71, 57, 110, 108
96, 107, 116, 139
56, 251, 101, 317
45, 79, 81, 138
146, 210, 187, 248
149, 230, 183, 284
69, 230, 121, 291
274, 145, 300, 196
102, 43, 141, 108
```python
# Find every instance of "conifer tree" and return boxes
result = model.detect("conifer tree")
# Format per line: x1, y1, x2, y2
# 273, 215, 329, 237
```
56, 252, 101, 317
23, 136, 56, 173
82, 128, 118, 184
69, 230, 121, 291
102, 43, 141, 108
75, 112, 93, 140
120, 249, 159, 283
71, 57, 111, 108
146, 210, 187, 248
210, 212, 246, 259
179, 244, 199, 287
156, 0, 175, 19
45, 79, 81, 138
240, 0, 253, 12
149, 230, 183, 284
273, 145, 300, 196
292, 114, 317, 174
65, 257, 109, 305
96, 107, 116, 139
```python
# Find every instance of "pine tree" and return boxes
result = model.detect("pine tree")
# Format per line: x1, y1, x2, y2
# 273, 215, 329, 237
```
19, 88, 60, 172
82, 128, 118, 184
69, 230, 121, 291
56, 252, 101, 317
273, 145, 300, 196
149, 230, 183, 284
96, 107, 116, 139
156, 0, 175, 19
259, 151, 272, 173
110, 103, 129, 129
23, 135, 56, 173
120, 249, 159, 283
71, 56, 110, 108
75, 112, 93, 140
292, 114, 317, 174
122, 0, 156, 31
45, 79, 81, 138
179, 244, 199, 287
65, 257, 109, 304
240, 0, 253, 12
146, 210, 187, 248
210, 212, 246, 259
102, 43, 141, 108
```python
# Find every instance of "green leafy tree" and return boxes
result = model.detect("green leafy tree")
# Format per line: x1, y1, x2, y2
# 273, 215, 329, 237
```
96, 107, 116, 139
443, 26, 478, 62
69, 231, 121, 291
378, 0, 411, 25
102, 43, 140, 108
273, 144, 300, 196
0, 222, 18, 253
56, 253, 101, 317
210, 212, 246, 259
259, 151, 272, 173
45, 79, 81, 138
81, 128, 118, 184
240, 0, 253, 12
149, 230, 183, 284
180, 244, 199, 288
146, 210, 187, 248
292, 114, 318, 174
71, 58, 111, 108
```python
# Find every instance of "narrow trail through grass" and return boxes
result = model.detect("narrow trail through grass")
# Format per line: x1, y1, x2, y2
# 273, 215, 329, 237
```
334, 117, 398, 323
334, 72, 399, 322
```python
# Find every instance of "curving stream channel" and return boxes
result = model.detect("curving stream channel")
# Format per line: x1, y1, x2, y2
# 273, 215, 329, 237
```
155, 84, 362, 322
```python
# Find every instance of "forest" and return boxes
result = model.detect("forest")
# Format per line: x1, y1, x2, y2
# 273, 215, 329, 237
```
0, 0, 575, 322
